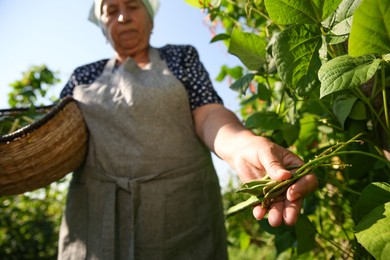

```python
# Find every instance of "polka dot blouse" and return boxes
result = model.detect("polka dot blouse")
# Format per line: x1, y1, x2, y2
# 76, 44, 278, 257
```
60, 44, 223, 110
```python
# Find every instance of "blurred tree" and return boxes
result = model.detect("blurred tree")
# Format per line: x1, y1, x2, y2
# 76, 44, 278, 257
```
0, 65, 65, 259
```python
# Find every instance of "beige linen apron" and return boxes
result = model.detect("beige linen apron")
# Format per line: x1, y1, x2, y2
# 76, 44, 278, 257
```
58, 48, 228, 260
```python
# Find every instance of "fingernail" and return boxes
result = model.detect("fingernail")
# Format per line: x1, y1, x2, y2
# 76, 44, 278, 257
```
289, 188, 301, 201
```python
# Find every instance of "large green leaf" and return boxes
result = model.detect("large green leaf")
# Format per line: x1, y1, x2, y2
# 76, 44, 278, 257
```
265, 0, 342, 25
228, 28, 267, 71
355, 202, 390, 259
245, 111, 283, 130
349, 0, 390, 56
354, 182, 390, 223
272, 24, 323, 96
318, 54, 381, 98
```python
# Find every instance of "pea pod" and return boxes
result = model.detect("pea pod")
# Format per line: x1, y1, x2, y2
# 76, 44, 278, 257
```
225, 195, 264, 218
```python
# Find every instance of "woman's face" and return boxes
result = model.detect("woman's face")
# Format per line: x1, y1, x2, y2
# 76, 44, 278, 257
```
101, 0, 153, 60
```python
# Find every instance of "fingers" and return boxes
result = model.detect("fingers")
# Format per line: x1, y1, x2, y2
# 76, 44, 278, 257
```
267, 201, 284, 227
260, 173, 317, 227
252, 205, 267, 220
257, 140, 303, 181
287, 173, 318, 201
253, 198, 304, 227
283, 198, 303, 226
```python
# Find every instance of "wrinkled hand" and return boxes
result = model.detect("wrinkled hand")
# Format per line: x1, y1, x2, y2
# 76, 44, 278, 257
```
229, 135, 318, 227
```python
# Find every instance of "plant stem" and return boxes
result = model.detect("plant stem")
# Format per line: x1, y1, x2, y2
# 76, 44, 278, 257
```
381, 61, 389, 131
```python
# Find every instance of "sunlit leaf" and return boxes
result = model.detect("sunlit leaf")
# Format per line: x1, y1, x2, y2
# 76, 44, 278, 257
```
355, 202, 390, 259
184, 0, 221, 8
354, 182, 390, 223
349, 0, 390, 56
319, 54, 381, 98
265, 0, 342, 24
228, 27, 267, 71
272, 24, 323, 96
323, 0, 362, 35
295, 114, 319, 154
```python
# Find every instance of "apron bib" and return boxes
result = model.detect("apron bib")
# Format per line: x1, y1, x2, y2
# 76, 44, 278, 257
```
58, 48, 227, 260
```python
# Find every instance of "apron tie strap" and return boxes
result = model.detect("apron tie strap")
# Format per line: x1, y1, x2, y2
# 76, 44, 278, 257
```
84, 167, 158, 259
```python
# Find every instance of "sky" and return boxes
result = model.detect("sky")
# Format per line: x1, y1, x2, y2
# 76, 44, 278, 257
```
0, 0, 242, 187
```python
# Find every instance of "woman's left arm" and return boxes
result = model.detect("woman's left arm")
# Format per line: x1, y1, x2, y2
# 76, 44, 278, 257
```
193, 103, 318, 227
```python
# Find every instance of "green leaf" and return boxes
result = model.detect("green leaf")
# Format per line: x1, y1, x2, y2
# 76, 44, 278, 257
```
332, 94, 357, 128
355, 202, 390, 259
245, 111, 283, 130
257, 83, 271, 101
272, 24, 323, 96
210, 33, 230, 43
349, 100, 367, 120
215, 65, 243, 82
228, 27, 267, 71
275, 231, 295, 255
354, 182, 390, 223
319, 54, 381, 98
323, 0, 362, 44
323, 0, 362, 36
229, 73, 255, 95
295, 215, 316, 255
349, 0, 390, 56
295, 114, 319, 154
239, 231, 251, 250
265, 0, 342, 25
281, 123, 299, 146
184, 0, 221, 8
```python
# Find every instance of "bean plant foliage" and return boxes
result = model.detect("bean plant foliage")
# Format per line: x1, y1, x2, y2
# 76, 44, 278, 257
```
187, 0, 390, 259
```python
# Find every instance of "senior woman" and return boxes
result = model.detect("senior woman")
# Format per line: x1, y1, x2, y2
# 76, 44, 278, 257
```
58, 0, 317, 259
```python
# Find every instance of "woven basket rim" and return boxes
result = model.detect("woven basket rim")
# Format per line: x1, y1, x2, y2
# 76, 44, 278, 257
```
0, 96, 76, 144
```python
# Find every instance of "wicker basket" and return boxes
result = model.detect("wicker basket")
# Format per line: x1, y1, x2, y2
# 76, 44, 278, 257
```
0, 97, 88, 196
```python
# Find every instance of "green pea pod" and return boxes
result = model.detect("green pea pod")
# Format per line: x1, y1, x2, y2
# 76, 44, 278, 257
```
8, 118, 20, 134
225, 195, 264, 218
240, 176, 272, 188
22, 116, 36, 124
261, 180, 280, 195
264, 179, 293, 199
237, 185, 266, 196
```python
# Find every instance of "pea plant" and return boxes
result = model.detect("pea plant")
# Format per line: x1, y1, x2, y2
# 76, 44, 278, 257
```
186, 0, 390, 258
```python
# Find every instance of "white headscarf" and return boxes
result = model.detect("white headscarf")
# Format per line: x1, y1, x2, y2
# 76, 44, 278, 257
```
88, 0, 160, 26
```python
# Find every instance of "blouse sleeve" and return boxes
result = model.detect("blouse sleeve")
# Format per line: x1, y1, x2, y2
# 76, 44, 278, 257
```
159, 45, 223, 110
59, 59, 108, 98
182, 45, 223, 110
